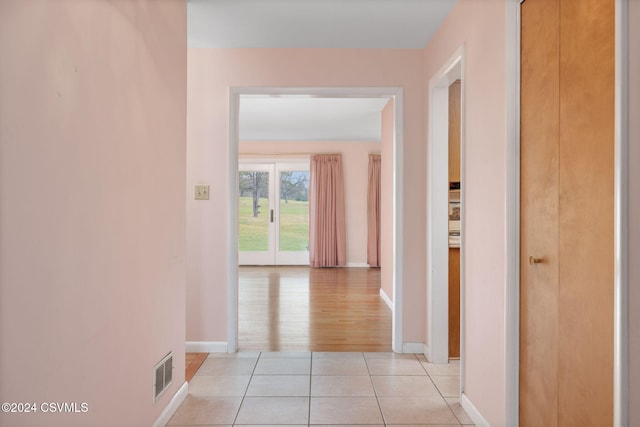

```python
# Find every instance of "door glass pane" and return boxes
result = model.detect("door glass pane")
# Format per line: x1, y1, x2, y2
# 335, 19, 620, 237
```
238, 171, 269, 252
279, 171, 309, 251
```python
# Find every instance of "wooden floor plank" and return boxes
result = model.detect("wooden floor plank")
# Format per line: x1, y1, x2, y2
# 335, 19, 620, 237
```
185, 352, 207, 382
239, 266, 392, 352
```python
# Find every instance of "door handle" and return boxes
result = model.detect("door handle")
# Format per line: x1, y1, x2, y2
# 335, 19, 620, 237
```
529, 256, 544, 265
270, 209, 274, 223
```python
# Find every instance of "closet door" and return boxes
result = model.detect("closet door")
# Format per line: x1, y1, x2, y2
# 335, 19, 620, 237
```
558, 0, 614, 424
520, 0, 560, 424
520, 0, 614, 425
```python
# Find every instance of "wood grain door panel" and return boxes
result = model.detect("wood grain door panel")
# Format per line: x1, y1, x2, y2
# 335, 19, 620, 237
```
520, 0, 615, 425
558, 0, 615, 424
520, 0, 560, 424
448, 80, 461, 183
448, 248, 460, 358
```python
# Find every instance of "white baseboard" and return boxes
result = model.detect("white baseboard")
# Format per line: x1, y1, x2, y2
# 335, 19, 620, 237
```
347, 262, 371, 268
402, 342, 425, 354
379, 288, 393, 312
461, 392, 490, 427
185, 341, 229, 353
152, 381, 188, 427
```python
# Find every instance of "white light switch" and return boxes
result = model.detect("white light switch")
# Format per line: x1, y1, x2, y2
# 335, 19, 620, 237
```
195, 185, 209, 200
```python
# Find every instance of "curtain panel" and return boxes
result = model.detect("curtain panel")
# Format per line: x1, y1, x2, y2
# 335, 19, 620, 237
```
367, 153, 381, 267
309, 154, 347, 267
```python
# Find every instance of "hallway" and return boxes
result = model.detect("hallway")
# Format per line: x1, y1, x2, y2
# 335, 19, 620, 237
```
168, 351, 471, 426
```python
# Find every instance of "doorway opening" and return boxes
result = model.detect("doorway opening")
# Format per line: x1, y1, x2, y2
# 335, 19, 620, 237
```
228, 87, 405, 353
427, 48, 465, 370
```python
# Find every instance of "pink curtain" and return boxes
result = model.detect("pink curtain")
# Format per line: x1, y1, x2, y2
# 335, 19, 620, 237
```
309, 154, 347, 267
367, 154, 381, 267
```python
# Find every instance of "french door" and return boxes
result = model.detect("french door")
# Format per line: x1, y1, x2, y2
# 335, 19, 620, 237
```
238, 160, 310, 265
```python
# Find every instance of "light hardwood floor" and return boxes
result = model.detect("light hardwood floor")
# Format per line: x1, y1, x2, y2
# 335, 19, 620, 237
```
239, 266, 392, 352
185, 352, 207, 382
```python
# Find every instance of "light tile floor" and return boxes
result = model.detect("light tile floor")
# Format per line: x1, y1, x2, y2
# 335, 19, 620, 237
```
167, 352, 475, 426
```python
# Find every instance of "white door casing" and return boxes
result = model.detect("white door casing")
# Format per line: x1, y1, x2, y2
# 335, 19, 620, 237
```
228, 87, 404, 353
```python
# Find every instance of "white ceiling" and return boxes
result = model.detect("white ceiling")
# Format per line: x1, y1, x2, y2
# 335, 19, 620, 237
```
240, 97, 390, 142
190, 0, 456, 141
187, 0, 457, 49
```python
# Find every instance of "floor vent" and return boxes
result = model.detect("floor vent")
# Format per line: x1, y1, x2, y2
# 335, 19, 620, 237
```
153, 352, 173, 403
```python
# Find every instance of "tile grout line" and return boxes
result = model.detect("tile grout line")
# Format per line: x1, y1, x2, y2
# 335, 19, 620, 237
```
187, 352, 467, 427
422, 355, 465, 426
308, 352, 313, 427
231, 351, 261, 427
363, 352, 388, 427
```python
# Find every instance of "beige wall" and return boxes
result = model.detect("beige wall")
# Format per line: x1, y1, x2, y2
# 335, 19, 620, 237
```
0, 2, 187, 426
423, 0, 507, 424
187, 49, 425, 343
629, 1, 639, 424
239, 140, 380, 266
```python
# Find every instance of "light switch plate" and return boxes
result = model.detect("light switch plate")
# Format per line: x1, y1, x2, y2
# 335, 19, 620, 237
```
195, 185, 209, 200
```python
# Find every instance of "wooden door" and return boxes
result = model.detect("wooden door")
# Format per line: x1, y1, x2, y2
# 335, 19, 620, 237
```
520, 0, 614, 425
448, 80, 461, 358
520, 0, 560, 423
557, 0, 614, 423
448, 247, 460, 358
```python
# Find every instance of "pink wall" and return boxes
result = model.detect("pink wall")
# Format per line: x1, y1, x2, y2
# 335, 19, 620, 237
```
629, 1, 639, 424
0, 2, 186, 426
423, 0, 507, 425
187, 49, 426, 343
239, 140, 380, 265
380, 100, 395, 302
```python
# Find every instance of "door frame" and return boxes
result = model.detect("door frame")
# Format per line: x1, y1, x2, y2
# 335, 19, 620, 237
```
228, 86, 405, 353
426, 46, 465, 369
504, 2, 523, 425
613, 1, 630, 425
505, 0, 630, 425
